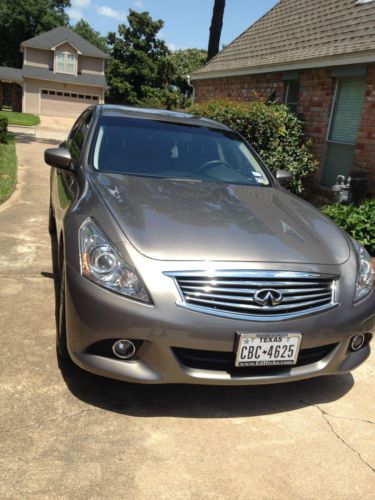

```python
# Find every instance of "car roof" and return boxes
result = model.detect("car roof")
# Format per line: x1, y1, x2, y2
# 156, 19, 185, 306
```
98, 104, 231, 131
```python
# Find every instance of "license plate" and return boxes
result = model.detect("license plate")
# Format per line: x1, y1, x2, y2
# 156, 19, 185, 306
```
235, 333, 302, 367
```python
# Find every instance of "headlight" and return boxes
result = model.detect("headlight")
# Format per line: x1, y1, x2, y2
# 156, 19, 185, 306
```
79, 217, 151, 303
352, 239, 374, 302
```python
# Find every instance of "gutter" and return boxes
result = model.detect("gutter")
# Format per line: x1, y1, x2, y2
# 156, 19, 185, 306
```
186, 75, 195, 105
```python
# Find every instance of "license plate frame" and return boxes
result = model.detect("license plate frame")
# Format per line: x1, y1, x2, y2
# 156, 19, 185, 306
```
235, 332, 302, 367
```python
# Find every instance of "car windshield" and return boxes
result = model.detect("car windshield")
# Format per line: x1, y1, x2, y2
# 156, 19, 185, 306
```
91, 116, 270, 186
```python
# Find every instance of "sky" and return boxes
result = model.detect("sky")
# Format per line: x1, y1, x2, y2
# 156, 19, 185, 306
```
67, 0, 279, 50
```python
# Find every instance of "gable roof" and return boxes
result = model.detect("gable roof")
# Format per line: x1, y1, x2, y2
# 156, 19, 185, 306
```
192, 0, 375, 79
21, 26, 108, 59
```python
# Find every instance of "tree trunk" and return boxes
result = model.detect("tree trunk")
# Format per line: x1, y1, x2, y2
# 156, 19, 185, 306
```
207, 0, 226, 62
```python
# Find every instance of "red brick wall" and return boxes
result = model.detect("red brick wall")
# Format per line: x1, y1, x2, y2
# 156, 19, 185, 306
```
194, 66, 375, 192
353, 65, 375, 190
194, 73, 284, 104
298, 69, 336, 165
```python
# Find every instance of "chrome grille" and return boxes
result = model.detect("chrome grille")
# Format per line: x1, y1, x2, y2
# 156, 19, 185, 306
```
166, 271, 337, 320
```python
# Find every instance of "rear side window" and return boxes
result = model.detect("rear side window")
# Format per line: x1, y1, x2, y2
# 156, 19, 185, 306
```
67, 109, 93, 162
91, 116, 270, 187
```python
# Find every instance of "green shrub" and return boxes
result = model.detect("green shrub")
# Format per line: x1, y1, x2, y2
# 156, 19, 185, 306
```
188, 99, 317, 194
322, 200, 375, 256
0, 117, 8, 143
140, 87, 186, 110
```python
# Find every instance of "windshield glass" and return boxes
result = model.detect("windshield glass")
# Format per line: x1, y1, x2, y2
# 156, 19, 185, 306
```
92, 116, 270, 186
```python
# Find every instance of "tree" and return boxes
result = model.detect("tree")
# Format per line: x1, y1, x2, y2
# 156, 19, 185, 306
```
106, 10, 174, 105
72, 19, 108, 53
168, 49, 207, 95
207, 0, 226, 62
0, 0, 70, 68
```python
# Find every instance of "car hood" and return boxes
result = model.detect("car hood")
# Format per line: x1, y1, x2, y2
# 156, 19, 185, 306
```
90, 173, 350, 264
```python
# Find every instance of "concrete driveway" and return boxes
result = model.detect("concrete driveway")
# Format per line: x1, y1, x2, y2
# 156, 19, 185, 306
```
0, 135, 374, 499
8, 115, 75, 142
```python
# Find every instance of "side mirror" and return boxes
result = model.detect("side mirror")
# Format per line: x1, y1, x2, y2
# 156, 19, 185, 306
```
44, 147, 72, 170
276, 169, 292, 187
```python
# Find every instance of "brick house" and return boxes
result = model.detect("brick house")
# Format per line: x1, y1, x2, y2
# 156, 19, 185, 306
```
0, 27, 107, 118
191, 0, 375, 192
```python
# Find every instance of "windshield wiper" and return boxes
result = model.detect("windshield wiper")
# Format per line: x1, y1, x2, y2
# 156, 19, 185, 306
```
162, 177, 205, 183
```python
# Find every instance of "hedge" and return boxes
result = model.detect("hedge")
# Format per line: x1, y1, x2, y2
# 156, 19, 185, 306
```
0, 117, 8, 143
322, 199, 375, 256
189, 99, 317, 194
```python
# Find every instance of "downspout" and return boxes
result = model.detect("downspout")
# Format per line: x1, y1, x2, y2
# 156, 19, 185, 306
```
186, 75, 196, 105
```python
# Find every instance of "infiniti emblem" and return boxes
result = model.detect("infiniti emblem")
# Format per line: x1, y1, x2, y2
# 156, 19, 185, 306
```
254, 289, 283, 306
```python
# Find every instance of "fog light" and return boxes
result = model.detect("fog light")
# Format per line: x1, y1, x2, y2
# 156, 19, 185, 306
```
112, 339, 136, 359
349, 334, 366, 352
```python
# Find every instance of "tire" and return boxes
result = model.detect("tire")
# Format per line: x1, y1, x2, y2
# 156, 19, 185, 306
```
57, 259, 69, 359
48, 201, 56, 234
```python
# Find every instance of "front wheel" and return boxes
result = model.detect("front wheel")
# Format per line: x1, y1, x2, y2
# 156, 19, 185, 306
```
57, 260, 69, 359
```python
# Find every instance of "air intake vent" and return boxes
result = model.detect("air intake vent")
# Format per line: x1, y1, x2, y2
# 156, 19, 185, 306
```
166, 271, 337, 321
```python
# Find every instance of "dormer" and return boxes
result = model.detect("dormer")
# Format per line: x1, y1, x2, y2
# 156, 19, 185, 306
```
52, 41, 80, 75
20, 26, 109, 76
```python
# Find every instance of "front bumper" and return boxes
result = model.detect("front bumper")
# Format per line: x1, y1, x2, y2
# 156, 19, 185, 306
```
65, 263, 375, 385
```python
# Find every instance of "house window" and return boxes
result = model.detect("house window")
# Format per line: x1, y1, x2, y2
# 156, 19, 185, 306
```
55, 51, 76, 74
321, 77, 366, 187
285, 80, 300, 113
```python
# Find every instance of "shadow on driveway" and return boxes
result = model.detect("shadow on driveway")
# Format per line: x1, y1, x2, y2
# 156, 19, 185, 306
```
57, 354, 354, 419
14, 133, 61, 146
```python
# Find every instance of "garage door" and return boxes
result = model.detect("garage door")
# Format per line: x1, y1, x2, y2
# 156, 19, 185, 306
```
40, 89, 100, 117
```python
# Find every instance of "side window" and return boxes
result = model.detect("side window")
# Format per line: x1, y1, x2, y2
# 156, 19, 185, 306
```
67, 109, 94, 163
285, 80, 300, 113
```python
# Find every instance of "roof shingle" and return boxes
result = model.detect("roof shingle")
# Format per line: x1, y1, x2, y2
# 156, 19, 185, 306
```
21, 26, 108, 59
22, 65, 106, 87
0, 67, 23, 82
192, 0, 375, 77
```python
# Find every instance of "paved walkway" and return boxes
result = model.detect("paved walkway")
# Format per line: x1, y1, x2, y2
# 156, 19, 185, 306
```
0, 134, 374, 498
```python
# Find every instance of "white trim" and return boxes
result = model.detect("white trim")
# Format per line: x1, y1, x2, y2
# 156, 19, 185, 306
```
24, 47, 28, 65
54, 50, 77, 76
190, 52, 375, 81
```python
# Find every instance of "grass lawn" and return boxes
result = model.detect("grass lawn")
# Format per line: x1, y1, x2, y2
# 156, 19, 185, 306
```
0, 110, 40, 126
0, 133, 17, 204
